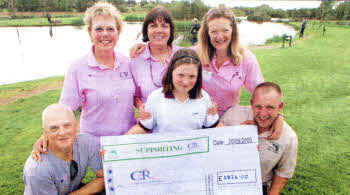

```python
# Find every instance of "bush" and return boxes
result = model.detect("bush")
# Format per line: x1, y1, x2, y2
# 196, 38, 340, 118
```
247, 14, 271, 22
174, 21, 193, 32
70, 18, 84, 26
123, 13, 145, 22
336, 20, 347, 25
265, 33, 288, 44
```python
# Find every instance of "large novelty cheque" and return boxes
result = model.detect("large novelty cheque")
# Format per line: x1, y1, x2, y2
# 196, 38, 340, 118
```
101, 126, 263, 195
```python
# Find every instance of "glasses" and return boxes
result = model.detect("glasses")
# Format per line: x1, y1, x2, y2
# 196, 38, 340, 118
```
92, 26, 117, 34
70, 160, 78, 181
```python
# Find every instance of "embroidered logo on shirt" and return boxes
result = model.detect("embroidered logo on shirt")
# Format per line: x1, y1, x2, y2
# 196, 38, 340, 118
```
192, 112, 199, 116
120, 72, 132, 80
267, 142, 280, 154
231, 71, 242, 81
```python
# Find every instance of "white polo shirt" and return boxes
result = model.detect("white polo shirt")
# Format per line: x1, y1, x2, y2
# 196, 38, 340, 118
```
140, 88, 219, 133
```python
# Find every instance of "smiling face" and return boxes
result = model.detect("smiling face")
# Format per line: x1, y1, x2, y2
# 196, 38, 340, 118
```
43, 107, 77, 152
207, 17, 233, 52
172, 63, 198, 96
147, 18, 171, 47
251, 88, 284, 132
89, 15, 119, 53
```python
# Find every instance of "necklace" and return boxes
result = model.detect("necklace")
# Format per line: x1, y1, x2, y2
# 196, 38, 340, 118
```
151, 46, 170, 66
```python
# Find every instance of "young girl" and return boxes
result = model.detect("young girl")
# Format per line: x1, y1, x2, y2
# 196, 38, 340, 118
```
126, 48, 219, 134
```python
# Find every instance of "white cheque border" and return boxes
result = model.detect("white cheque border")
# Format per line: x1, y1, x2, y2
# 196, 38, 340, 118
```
102, 136, 209, 162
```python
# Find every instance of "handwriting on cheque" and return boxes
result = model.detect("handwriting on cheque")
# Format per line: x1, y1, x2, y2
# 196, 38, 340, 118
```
213, 137, 254, 145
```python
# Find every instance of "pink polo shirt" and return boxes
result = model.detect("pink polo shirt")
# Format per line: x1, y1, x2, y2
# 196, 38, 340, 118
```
130, 43, 181, 103
202, 49, 264, 116
59, 48, 136, 145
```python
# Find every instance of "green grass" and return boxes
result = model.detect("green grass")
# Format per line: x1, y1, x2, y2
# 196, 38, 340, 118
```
0, 24, 349, 194
240, 24, 350, 194
122, 13, 145, 22
0, 16, 84, 27
0, 76, 63, 100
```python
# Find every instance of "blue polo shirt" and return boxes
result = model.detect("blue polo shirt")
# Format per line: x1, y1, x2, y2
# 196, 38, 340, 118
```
23, 134, 102, 195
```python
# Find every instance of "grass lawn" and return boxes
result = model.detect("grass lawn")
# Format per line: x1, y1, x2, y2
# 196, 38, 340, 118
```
0, 24, 349, 194
0, 16, 84, 27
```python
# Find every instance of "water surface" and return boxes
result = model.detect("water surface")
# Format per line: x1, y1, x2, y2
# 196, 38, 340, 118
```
0, 21, 295, 85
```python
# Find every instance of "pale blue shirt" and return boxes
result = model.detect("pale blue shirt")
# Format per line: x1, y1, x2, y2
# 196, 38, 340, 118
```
23, 134, 102, 195
140, 88, 219, 133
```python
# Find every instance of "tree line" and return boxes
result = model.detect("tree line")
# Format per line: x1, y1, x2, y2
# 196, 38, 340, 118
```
0, 0, 349, 21
233, 0, 350, 22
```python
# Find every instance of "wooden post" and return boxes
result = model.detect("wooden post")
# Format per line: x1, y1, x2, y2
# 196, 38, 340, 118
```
289, 36, 292, 47
323, 26, 326, 37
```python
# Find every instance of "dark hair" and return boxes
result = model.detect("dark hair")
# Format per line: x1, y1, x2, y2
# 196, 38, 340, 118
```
162, 49, 202, 99
142, 5, 175, 46
252, 82, 282, 99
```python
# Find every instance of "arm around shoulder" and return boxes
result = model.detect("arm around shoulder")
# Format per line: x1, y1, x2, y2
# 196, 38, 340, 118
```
268, 175, 288, 195
243, 49, 264, 94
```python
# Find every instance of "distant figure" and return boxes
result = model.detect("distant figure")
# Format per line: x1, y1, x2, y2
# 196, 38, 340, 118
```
46, 13, 52, 24
190, 18, 200, 46
299, 18, 306, 37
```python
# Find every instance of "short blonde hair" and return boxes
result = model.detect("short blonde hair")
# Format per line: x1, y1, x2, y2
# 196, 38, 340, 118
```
198, 6, 244, 66
83, 2, 123, 34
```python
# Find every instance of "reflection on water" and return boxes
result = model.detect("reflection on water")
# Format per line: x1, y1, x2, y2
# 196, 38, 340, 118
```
49, 26, 53, 38
0, 21, 295, 85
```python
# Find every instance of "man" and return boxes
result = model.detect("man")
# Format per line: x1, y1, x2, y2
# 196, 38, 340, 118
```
190, 18, 200, 46
299, 18, 306, 37
221, 82, 298, 195
23, 104, 104, 195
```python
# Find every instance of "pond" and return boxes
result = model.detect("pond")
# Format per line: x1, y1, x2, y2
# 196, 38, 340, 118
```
0, 21, 295, 85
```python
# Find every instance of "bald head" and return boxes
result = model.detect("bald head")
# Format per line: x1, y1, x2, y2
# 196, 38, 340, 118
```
41, 104, 78, 152
252, 82, 282, 103
42, 104, 75, 129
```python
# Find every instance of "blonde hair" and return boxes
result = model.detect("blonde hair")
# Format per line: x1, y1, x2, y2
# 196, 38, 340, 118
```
83, 2, 123, 34
198, 6, 244, 66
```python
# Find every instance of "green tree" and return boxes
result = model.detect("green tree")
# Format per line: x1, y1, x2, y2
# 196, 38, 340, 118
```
317, 0, 335, 20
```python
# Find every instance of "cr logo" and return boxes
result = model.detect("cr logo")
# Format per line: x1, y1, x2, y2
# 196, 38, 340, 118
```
130, 170, 151, 181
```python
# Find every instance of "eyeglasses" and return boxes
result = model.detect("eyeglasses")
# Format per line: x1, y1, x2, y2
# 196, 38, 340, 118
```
70, 160, 78, 181
92, 26, 117, 34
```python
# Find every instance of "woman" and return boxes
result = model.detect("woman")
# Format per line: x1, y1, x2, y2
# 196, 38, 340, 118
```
130, 6, 216, 120
197, 6, 282, 137
127, 49, 219, 134
197, 6, 263, 116
32, 2, 136, 160
130, 5, 181, 109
